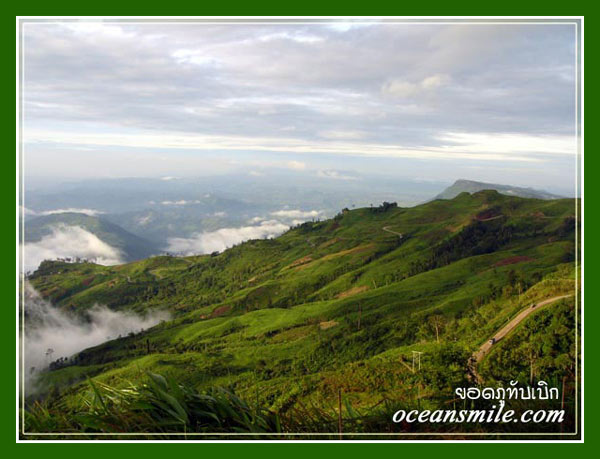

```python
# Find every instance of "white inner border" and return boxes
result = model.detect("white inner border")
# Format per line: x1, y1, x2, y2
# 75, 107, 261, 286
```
16, 16, 584, 444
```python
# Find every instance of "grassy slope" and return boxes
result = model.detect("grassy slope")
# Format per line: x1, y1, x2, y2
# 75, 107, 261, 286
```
27, 191, 579, 433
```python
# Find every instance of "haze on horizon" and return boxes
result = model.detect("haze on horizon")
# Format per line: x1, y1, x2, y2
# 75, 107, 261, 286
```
22, 20, 579, 196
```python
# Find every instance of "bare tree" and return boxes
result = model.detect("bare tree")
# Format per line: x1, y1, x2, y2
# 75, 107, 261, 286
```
428, 315, 445, 343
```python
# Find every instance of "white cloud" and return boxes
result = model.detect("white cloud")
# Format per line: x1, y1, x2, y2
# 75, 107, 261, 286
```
62, 22, 135, 39
286, 160, 306, 170
28, 208, 104, 217
319, 130, 366, 140
22, 207, 38, 216
381, 80, 420, 98
23, 225, 123, 273
257, 32, 324, 44
22, 23, 576, 188
317, 170, 358, 181
437, 132, 577, 156
28, 127, 561, 162
24, 283, 169, 387
136, 214, 153, 226
166, 220, 289, 255
270, 209, 321, 219
161, 200, 201, 206
171, 49, 219, 67
421, 74, 450, 89
382, 74, 451, 98
327, 22, 376, 33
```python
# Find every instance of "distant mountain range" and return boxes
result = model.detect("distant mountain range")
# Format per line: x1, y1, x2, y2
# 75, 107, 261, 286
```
24, 212, 159, 262
434, 179, 564, 201
24, 175, 446, 242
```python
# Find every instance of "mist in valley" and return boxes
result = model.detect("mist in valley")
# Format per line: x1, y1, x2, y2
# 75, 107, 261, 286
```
23, 224, 125, 273
22, 283, 169, 390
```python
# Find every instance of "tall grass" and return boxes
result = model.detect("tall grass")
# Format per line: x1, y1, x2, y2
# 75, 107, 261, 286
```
24, 372, 282, 437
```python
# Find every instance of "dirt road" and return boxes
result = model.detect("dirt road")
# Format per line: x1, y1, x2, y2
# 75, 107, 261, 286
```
470, 294, 573, 383
382, 226, 403, 238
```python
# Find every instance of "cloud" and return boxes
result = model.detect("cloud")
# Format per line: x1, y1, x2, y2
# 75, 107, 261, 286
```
23, 283, 169, 389
421, 74, 450, 89
286, 160, 306, 170
319, 130, 366, 140
171, 49, 220, 67
23, 225, 123, 273
22, 22, 577, 188
136, 214, 153, 225
257, 31, 324, 44
270, 209, 321, 219
381, 80, 420, 98
436, 132, 576, 156
27, 208, 104, 217
166, 220, 289, 255
22, 207, 38, 216
327, 22, 375, 33
161, 200, 202, 205
24, 24, 575, 145
381, 74, 450, 98
317, 169, 359, 181
29, 127, 569, 162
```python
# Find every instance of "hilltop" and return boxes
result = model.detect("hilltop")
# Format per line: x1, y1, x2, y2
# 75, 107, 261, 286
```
434, 179, 564, 201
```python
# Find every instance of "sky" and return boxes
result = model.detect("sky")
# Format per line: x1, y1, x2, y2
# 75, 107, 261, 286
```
22, 20, 579, 194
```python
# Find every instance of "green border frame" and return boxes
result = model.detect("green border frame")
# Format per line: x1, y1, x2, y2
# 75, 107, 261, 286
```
5, 4, 592, 455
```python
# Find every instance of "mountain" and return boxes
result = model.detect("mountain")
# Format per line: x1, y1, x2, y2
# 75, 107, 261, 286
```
24, 175, 446, 245
25, 192, 579, 436
102, 196, 263, 245
24, 212, 159, 262
25, 174, 444, 215
434, 179, 564, 201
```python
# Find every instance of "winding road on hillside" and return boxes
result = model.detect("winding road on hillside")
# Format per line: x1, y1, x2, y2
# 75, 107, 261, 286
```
382, 226, 403, 238
469, 294, 574, 383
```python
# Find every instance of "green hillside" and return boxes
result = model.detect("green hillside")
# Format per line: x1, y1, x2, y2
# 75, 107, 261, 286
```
25, 212, 159, 262
24, 191, 580, 438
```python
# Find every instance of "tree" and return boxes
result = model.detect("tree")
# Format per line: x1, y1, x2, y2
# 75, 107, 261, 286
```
428, 315, 445, 343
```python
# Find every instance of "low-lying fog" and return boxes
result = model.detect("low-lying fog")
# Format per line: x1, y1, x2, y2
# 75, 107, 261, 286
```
23, 207, 324, 272
22, 283, 169, 386
23, 224, 124, 273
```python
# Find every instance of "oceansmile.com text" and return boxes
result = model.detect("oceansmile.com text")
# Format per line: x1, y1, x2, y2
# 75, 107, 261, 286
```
392, 401, 565, 424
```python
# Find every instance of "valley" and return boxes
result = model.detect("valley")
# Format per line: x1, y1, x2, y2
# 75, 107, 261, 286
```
22, 190, 580, 438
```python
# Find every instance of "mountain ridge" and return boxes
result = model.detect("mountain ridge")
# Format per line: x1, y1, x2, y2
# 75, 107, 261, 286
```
434, 179, 564, 201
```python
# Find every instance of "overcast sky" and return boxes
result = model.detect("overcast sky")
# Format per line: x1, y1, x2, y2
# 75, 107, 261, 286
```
22, 20, 579, 194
